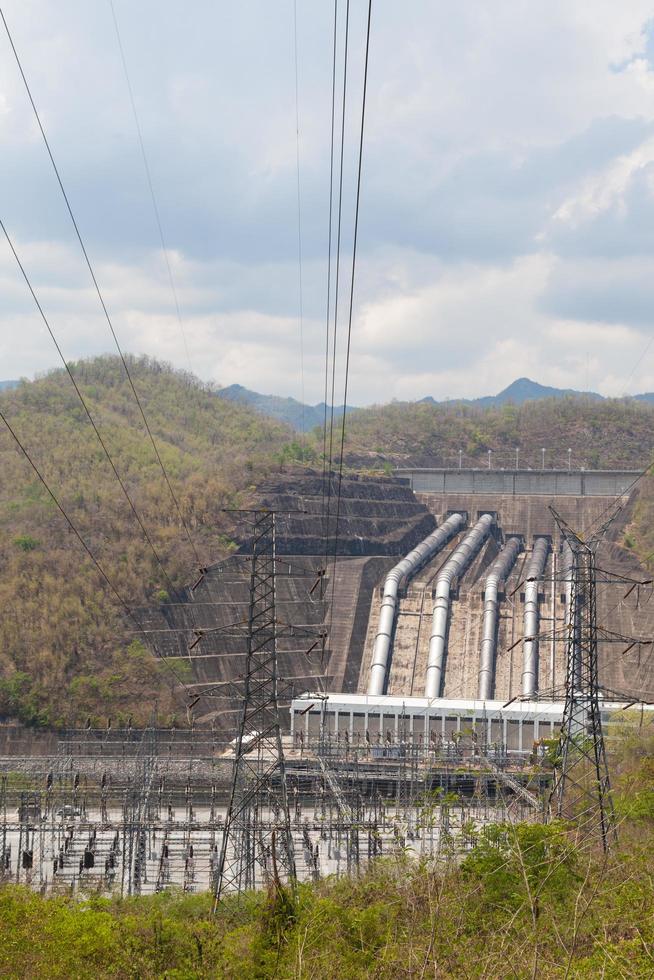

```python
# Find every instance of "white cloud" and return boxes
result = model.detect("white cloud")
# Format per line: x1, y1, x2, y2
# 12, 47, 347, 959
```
549, 135, 654, 228
3, 1, 654, 402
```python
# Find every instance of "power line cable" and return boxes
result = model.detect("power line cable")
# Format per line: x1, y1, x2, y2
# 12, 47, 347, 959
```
583, 464, 652, 542
293, 0, 306, 453
0, 6, 202, 569
621, 335, 654, 397
330, 0, 373, 582
323, 0, 350, 585
320, 0, 339, 554
0, 217, 186, 605
107, 0, 193, 377
0, 407, 192, 696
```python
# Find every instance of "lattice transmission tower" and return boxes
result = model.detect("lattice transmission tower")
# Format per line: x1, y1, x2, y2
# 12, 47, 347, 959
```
213, 510, 296, 904
549, 509, 616, 851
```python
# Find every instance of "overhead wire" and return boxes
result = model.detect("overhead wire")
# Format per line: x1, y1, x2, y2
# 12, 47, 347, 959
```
107, 0, 216, 626
0, 6, 202, 569
0, 407, 193, 696
2, 4, 369, 715
329, 0, 373, 603
0, 217, 186, 606
323, 0, 350, 588
0, 7, 345, 729
320, 0, 339, 537
581, 463, 652, 542
621, 335, 654, 397
108, 0, 193, 376
292, 0, 307, 454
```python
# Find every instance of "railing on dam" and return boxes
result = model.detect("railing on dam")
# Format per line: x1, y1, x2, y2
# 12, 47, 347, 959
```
394, 468, 641, 497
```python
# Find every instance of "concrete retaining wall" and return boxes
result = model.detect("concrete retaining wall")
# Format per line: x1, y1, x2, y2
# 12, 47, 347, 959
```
397, 468, 639, 497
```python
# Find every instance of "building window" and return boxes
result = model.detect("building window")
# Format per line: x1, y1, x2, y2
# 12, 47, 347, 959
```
444, 716, 458, 737
507, 720, 521, 750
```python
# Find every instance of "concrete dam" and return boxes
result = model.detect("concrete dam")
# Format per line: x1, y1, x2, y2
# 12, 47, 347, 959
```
285, 467, 653, 752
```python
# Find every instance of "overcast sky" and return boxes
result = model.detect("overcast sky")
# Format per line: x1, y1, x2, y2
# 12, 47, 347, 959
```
2, 1, 654, 405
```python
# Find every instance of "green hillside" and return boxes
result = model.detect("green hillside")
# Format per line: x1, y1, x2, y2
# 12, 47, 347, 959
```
3, 360, 654, 729
342, 397, 654, 470
0, 355, 292, 728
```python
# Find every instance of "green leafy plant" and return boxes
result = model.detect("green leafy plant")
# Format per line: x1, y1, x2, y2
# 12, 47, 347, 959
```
13, 534, 39, 552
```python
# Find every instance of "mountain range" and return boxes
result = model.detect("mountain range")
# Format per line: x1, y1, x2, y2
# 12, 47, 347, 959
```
215, 377, 654, 430
5, 375, 654, 429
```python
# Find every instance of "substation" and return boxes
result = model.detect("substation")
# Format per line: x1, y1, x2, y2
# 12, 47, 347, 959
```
1, 466, 652, 896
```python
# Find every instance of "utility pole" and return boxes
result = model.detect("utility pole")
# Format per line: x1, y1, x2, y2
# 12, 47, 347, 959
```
549, 508, 616, 851
213, 511, 296, 904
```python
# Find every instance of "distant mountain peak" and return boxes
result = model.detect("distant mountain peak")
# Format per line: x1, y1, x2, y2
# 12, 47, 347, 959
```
491, 377, 603, 405
216, 383, 349, 431
421, 377, 605, 408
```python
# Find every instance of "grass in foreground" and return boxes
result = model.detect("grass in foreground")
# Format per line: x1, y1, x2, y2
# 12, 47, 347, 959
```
3, 763, 654, 979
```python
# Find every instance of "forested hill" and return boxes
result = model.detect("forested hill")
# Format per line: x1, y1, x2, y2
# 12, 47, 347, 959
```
4, 357, 654, 729
0, 355, 293, 728
342, 397, 654, 470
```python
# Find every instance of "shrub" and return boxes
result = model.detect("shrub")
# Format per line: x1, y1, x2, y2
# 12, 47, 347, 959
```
13, 534, 39, 552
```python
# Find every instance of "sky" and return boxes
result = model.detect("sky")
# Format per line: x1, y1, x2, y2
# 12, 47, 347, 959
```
2, 1, 654, 405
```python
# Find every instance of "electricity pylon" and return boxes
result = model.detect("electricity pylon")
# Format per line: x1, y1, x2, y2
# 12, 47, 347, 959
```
549, 508, 616, 851
213, 511, 296, 903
